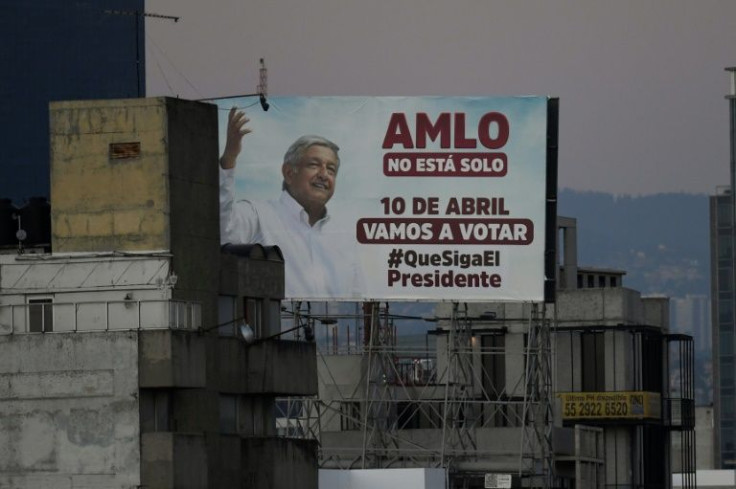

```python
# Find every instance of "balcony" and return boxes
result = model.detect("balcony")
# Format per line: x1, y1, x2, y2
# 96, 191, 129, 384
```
0, 299, 201, 334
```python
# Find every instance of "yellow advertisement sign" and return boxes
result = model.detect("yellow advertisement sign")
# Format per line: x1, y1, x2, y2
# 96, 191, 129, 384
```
558, 391, 661, 420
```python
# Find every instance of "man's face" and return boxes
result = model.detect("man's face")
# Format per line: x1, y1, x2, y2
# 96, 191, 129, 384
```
283, 145, 339, 211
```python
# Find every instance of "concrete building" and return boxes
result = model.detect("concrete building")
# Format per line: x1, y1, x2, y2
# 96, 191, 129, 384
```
1, 0, 145, 204
0, 97, 318, 488
311, 217, 695, 488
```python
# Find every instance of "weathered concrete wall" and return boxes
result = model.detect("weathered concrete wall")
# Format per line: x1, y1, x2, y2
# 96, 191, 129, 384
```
138, 330, 206, 388
555, 287, 645, 326
49, 97, 220, 341
140, 432, 207, 489
210, 336, 317, 396
219, 253, 285, 300
605, 426, 633, 485
164, 98, 220, 337
241, 438, 318, 489
0, 332, 140, 488
642, 296, 670, 329
244, 340, 317, 396
50, 98, 171, 252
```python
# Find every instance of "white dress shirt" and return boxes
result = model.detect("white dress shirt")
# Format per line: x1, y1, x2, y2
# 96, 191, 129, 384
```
220, 167, 363, 300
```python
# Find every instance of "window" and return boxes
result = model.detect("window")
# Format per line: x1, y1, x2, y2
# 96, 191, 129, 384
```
140, 389, 173, 432
718, 197, 732, 228
721, 331, 734, 356
641, 334, 663, 391
28, 298, 53, 332
267, 299, 282, 335
719, 234, 733, 262
217, 295, 237, 336
720, 268, 733, 293
610, 276, 618, 287
598, 275, 606, 288
244, 298, 263, 338
219, 394, 238, 434
581, 332, 605, 391
720, 299, 734, 325
587, 275, 594, 288
340, 402, 361, 431
481, 334, 505, 399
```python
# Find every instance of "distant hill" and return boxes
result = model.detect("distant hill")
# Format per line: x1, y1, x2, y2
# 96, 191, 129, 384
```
558, 189, 710, 297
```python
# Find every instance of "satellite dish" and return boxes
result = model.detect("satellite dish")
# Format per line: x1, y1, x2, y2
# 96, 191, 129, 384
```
238, 322, 255, 344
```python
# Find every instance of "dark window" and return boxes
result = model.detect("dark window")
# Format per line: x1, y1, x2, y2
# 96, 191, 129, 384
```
610, 276, 617, 287
720, 300, 734, 325
598, 275, 606, 288
28, 298, 53, 332
340, 402, 361, 431
140, 389, 173, 432
577, 274, 583, 289
718, 197, 732, 228
217, 295, 237, 336
587, 275, 594, 288
267, 299, 281, 335
244, 298, 263, 338
641, 335, 663, 391
723, 397, 735, 419
219, 394, 238, 434
719, 268, 733, 293
396, 401, 442, 429
581, 332, 605, 391
481, 334, 505, 399
721, 331, 734, 356
718, 233, 733, 262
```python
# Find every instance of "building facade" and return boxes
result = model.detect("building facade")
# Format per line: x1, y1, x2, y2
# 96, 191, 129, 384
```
0, 97, 318, 488
310, 217, 695, 488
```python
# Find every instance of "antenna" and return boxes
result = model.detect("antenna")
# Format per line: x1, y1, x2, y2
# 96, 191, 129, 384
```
196, 59, 271, 110
12, 213, 25, 254
257, 58, 269, 111
104, 9, 180, 97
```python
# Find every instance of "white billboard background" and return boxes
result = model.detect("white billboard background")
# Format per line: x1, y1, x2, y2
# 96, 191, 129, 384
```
215, 96, 549, 302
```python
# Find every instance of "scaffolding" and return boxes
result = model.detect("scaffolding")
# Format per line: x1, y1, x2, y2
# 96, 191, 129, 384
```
278, 300, 557, 488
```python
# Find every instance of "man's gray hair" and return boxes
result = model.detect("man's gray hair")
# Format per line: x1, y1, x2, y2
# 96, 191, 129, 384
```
283, 135, 340, 169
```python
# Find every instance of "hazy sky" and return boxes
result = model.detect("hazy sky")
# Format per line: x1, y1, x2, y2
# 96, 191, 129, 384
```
145, 0, 736, 196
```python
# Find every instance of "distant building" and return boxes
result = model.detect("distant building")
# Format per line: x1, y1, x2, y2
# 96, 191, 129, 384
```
710, 67, 736, 470
0, 0, 145, 203
0, 98, 318, 488
672, 294, 711, 354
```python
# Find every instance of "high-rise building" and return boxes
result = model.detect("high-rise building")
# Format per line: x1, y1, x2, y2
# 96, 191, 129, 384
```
0, 0, 145, 203
710, 67, 736, 469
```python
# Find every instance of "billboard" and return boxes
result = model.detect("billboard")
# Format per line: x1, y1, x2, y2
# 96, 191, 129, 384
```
558, 392, 662, 421
215, 96, 556, 302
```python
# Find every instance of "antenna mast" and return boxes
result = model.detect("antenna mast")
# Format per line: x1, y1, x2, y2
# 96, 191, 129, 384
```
257, 58, 270, 111
104, 9, 179, 97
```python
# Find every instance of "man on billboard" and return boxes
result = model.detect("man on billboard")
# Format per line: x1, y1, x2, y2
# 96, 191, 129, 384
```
218, 108, 363, 300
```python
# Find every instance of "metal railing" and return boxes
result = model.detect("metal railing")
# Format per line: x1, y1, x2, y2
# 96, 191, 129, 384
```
0, 299, 201, 334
